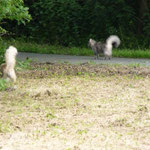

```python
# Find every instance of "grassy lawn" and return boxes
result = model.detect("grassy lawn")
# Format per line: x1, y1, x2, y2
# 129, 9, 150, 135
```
2, 39, 150, 59
0, 62, 150, 149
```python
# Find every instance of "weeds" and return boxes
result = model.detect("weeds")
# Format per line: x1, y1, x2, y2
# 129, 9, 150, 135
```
0, 79, 9, 91
17, 58, 32, 70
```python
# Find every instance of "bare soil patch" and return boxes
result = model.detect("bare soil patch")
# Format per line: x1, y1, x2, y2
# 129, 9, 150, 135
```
0, 63, 150, 150
20, 62, 150, 78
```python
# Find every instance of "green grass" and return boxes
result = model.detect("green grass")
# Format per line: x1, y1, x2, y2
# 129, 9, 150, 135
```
10, 40, 93, 56
0, 79, 9, 91
113, 49, 150, 58
2, 39, 150, 58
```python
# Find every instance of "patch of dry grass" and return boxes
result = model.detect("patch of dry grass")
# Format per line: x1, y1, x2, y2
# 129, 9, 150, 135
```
0, 63, 150, 150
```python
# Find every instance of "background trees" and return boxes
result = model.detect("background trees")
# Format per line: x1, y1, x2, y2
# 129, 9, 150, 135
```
2, 0, 150, 48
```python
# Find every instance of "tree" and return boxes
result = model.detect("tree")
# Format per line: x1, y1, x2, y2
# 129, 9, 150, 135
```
0, 0, 31, 37
0, 0, 31, 64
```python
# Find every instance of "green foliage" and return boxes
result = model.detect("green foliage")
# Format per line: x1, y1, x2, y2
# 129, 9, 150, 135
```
2, 0, 150, 49
0, 79, 9, 91
0, 0, 31, 36
0, 40, 9, 64
113, 49, 150, 58
0, 0, 31, 64
13, 0, 148, 48
27, 0, 83, 45
17, 58, 33, 70
0, 47, 5, 64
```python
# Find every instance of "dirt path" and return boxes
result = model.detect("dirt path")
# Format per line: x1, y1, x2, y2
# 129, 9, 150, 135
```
18, 52, 150, 66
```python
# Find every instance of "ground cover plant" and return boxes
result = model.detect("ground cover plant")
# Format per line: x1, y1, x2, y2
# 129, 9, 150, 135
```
0, 79, 9, 91
0, 63, 150, 150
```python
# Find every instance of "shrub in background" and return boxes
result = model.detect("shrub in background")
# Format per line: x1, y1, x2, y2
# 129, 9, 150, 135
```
2, 0, 150, 49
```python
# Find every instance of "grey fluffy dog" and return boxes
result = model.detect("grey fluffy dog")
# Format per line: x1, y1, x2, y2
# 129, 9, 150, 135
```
88, 35, 121, 59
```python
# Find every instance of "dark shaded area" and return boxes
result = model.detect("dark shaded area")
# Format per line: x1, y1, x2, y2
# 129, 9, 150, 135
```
3, 0, 150, 48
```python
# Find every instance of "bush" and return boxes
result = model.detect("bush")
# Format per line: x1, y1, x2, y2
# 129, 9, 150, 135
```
0, 40, 9, 64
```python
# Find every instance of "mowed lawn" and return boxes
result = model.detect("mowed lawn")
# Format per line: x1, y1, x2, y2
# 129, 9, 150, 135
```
0, 63, 150, 150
